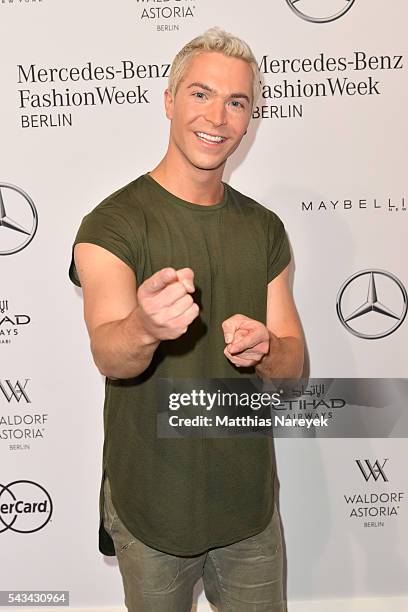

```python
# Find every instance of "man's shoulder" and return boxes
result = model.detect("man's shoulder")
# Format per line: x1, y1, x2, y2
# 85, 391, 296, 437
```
89, 174, 147, 217
226, 183, 284, 225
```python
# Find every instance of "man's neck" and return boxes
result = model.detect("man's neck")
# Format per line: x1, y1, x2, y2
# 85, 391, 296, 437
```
149, 151, 225, 206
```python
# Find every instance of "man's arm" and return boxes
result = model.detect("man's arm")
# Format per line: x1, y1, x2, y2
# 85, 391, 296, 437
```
222, 264, 304, 379
74, 243, 199, 380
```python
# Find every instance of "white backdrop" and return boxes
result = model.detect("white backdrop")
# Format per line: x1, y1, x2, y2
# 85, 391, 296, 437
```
1, 0, 407, 610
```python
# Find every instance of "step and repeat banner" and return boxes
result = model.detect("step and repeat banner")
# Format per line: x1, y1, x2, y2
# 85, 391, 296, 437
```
1, 1, 407, 610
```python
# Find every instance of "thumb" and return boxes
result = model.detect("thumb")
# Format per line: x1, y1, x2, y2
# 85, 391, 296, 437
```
142, 267, 177, 295
176, 268, 195, 293
222, 316, 241, 344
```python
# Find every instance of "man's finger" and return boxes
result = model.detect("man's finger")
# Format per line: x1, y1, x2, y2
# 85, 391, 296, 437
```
224, 346, 256, 367
154, 281, 190, 309
143, 268, 178, 294
222, 314, 245, 344
222, 322, 236, 344
229, 329, 267, 354
177, 268, 195, 293
166, 294, 195, 320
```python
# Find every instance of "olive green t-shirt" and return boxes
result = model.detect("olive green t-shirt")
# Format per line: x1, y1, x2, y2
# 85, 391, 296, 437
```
69, 174, 290, 556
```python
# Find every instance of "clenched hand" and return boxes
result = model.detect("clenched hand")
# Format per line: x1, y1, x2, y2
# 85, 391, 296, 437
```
137, 267, 199, 341
222, 314, 270, 367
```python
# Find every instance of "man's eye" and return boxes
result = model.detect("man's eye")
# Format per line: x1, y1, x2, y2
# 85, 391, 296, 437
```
193, 92, 206, 100
229, 100, 244, 109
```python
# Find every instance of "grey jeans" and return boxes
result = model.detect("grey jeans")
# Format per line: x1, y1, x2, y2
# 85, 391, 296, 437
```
103, 477, 286, 612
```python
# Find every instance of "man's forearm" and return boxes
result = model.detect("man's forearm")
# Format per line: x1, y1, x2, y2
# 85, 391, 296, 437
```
255, 332, 304, 380
90, 306, 159, 380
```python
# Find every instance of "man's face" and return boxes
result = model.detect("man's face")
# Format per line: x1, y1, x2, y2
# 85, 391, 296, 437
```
165, 52, 253, 173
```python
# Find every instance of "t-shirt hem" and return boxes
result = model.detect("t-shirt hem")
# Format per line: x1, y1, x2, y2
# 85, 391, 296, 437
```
108, 508, 275, 557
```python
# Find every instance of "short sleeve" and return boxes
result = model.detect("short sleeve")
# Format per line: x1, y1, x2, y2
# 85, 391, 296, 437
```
267, 212, 291, 282
68, 204, 136, 287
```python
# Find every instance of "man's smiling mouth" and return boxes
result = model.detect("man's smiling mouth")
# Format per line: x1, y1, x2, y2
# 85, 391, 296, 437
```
195, 132, 227, 144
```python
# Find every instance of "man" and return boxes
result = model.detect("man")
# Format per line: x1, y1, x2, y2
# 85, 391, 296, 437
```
69, 27, 304, 612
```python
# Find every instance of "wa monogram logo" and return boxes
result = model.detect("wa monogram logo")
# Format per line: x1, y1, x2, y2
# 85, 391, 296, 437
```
356, 459, 388, 482
0, 379, 31, 403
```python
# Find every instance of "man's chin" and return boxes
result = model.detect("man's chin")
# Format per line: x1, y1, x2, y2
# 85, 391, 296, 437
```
191, 142, 242, 172
192, 157, 227, 172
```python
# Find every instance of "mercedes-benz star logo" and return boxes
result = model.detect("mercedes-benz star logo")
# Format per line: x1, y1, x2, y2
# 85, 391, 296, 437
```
337, 270, 408, 339
286, 0, 356, 23
0, 183, 38, 255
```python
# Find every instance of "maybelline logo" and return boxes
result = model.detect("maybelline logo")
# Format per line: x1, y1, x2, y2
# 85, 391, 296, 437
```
0, 480, 52, 534
301, 197, 406, 213
286, 0, 355, 23
0, 300, 31, 345
344, 459, 405, 527
337, 270, 407, 340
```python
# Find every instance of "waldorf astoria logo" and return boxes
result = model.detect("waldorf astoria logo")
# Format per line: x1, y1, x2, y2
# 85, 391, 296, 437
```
343, 458, 406, 528
0, 379, 49, 451
285, 0, 356, 23
0, 379, 30, 404
356, 459, 388, 482
136, 0, 198, 32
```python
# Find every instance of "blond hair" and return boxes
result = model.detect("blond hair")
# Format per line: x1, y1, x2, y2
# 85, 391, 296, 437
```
168, 27, 260, 104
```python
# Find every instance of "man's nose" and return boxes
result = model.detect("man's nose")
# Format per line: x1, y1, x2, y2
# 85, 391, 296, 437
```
204, 98, 227, 127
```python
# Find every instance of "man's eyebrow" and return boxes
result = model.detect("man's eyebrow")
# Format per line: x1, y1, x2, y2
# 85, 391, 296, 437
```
187, 82, 215, 93
187, 82, 250, 103
230, 92, 251, 103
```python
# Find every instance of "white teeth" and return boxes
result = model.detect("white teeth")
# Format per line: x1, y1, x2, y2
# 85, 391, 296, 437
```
196, 132, 225, 143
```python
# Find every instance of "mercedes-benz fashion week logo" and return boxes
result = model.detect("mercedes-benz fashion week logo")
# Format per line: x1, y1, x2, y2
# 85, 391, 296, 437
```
0, 480, 53, 533
337, 270, 408, 339
286, 0, 356, 23
0, 183, 38, 255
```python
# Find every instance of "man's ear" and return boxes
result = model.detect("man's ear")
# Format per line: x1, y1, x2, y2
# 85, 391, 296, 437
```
164, 89, 174, 120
